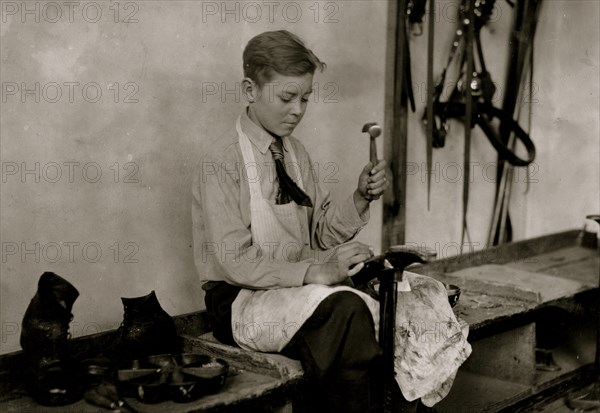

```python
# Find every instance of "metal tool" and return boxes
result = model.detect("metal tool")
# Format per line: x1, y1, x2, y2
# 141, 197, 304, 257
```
362, 122, 381, 167
350, 246, 432, 413
378, 248, 430, 413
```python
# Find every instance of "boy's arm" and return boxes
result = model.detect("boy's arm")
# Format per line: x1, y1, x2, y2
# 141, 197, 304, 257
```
310, 186, 369, 250
308, 158, 387, 251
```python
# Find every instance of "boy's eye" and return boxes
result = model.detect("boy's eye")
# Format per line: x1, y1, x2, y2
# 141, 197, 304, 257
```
279, 94, 310, 103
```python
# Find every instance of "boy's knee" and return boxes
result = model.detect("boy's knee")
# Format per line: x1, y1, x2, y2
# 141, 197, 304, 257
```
333, 290, 367, 308
327, 291, 373, 322
302, 291, 376, 336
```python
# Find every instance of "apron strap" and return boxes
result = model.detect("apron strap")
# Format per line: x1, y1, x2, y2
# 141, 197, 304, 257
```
236, 116, 263, 201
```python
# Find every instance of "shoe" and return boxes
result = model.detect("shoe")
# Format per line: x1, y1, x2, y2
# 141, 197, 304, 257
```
20, 272, 84, 406
107, 291, 179, 362
535, 348, 561, 372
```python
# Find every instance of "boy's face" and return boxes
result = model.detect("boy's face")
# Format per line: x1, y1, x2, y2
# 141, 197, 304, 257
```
247, 72, 314, 138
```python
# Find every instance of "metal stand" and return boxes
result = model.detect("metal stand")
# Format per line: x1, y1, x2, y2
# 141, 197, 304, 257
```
378, 268, 399, 413
352, 247, 431, 413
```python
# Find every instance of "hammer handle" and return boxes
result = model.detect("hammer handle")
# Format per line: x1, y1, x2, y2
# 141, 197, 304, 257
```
370, 138, 378, 167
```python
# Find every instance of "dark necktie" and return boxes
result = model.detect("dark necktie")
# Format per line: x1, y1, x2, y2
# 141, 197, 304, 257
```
269, 139, 313, 207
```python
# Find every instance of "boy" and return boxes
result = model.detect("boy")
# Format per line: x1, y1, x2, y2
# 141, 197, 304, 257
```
193, 30, 406, 412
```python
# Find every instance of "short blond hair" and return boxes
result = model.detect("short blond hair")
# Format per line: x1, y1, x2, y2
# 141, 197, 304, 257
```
243, 30, 326, 86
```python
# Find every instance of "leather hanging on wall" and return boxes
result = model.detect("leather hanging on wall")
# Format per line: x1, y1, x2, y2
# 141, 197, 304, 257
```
421, 0, 537, 251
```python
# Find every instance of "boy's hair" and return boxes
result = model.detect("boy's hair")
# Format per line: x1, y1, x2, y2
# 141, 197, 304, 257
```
243, 30, 326, 87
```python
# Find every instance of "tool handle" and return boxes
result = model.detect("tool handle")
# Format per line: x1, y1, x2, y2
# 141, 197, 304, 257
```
370, 138, 378, 167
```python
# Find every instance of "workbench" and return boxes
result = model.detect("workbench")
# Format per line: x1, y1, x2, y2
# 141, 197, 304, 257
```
0, 230, 597, 412
414, 230, 599, 412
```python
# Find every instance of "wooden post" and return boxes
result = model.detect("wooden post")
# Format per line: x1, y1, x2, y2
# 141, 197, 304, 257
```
383, 0, 409, 250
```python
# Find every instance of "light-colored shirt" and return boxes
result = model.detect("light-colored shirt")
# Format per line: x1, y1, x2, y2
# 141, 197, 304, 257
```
192, 109, 369, 289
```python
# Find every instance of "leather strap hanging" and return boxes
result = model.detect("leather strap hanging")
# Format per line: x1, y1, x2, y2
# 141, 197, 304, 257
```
421, 0, 539, 252
438, 101, 536, 166
422, 22, 464, 150
461, 0, 476, 252
491, 0, 543, 245
425, 0, 435, 210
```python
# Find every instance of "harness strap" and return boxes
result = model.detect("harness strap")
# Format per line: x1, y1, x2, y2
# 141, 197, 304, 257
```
405, 38, 416, 113
422, 24, 464, 149
477, 104, 536, 166
461, 0, 476, 252
436, 101, 536, 166
426, 0, 435, 210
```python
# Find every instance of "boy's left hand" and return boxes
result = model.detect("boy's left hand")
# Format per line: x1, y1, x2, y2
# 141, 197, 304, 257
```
357, 159, 388, 201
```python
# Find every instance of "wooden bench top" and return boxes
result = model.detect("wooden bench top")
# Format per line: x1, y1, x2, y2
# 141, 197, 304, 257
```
1, 230, 597, 411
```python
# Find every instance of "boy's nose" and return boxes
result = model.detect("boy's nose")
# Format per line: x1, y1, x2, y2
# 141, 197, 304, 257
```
289, 98, 303, 116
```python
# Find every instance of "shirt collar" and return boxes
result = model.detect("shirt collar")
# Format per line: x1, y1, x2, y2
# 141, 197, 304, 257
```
240, 107, 275, 155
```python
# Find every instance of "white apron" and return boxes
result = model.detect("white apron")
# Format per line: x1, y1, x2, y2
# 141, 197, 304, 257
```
230, 115, 379, 352
229, 116, 471, 406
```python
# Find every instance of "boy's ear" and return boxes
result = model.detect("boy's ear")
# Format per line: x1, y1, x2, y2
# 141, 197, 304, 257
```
242, 78, 259, 103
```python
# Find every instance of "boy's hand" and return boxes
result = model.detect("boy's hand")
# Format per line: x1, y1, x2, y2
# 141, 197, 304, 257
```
354, 160, 389, 213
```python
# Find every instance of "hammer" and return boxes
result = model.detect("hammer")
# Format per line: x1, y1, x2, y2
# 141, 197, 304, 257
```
362, 122, 381, 168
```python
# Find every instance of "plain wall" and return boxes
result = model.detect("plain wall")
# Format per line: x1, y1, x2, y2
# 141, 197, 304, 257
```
0, 1, 388, 354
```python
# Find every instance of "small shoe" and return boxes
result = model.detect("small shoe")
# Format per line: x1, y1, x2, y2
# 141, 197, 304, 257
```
535, 348, 561, 372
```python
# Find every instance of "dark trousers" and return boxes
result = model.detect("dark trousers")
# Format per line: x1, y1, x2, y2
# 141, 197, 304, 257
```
203, 282, 419, 413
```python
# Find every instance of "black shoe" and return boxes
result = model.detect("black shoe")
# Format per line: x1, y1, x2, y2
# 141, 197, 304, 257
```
20, 272, 84, 406
106, 291, 179, 362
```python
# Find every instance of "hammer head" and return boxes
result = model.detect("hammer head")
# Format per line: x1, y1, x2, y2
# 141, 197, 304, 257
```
362, 122, 381, 138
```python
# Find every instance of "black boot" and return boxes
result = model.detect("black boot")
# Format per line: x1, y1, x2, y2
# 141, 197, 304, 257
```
107, 290, 179, 362
20, 272, 84, 406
